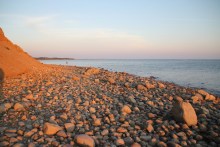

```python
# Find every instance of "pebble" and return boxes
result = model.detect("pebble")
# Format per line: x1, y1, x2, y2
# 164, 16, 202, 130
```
75, 134, 95, 147
0, 141, 9, 146
117, 127, 127, 133
137, 84, 147, 91
57, 130, 67, 138
121, 105, 132, 114
0, 65, 219, 146
43, 122, 62, 135
131, 142, 141, 147
115, 139, 125, 146
14, 103, 25, 111
140, 135, 151, 141
146, 123, 154, 133
64, 123, 75, 133
89, 107, 96, 113
13, 143, 25, 147
101, 129, 109, 136
93, 118, 101, 126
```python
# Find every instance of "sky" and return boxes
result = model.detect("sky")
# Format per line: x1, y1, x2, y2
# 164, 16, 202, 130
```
0, 0, 220, 59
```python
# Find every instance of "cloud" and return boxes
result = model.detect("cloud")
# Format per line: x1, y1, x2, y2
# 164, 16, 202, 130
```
0, 14, 57, 30
25, 16, 52, 28
0, 14, 150, 58
41, 27, 148, 51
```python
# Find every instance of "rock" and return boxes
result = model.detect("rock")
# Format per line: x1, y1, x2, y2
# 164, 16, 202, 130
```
43, 122, 62, 135
192, 96, 199, 103
60, 113, 68, 120
196, 135, 203, 140
205, 94, 216, 101
147, 113, 156, 118
167, 142, 181, 147
137, 84, 147, 91
28, 143, 36, 147
5, 133, 17, 137
83, 101, 90, 106
158, 83, 166, 89
195, 94, 203, 101
75, 134, 95, 147
146, 82, 155, 89
0, 104, 6, 113
94, 79, 99, 83
93, 118, 101, 126
117, 127, 127, 133
64, 123, 75, 132
57, 130, 67, 138
25, 94, 35, 100
115, 139, 125, 146
121, 105, 132, 114
51, 141, 60, 147
89, 107, 96, 113
0, 141, 9, 146
171, 98, 197, 126
199, 124, 207, 132
157, 141, 167, 147
131, 142, 141, 147
24, 128, 37, 137
101, 129, 109, 136
146, 123, 154, 133
9, 137, 18, 143
46, 81, 53, 86
72, 76, 80, 81
198, 89, 209, 96
108, 77, 115, 84
124, 137, 134, 145
177, 132, 186, 137
14, 103, 25, 111
5, 128, 17, 133
124, 82, 130, 88
84, 68, 100, 76
4, 103, 12, 110
13, 143, 25, 147
140, 135, 151, 141
128, 97, 136, 103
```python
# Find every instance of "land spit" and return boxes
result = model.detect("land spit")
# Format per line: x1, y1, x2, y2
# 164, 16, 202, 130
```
0, 65, 220, 147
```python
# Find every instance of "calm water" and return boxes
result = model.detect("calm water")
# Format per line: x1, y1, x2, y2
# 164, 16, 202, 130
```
40, 59, 220, 95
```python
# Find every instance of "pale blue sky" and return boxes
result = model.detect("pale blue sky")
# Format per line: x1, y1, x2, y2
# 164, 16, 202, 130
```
0, 0, 220, 59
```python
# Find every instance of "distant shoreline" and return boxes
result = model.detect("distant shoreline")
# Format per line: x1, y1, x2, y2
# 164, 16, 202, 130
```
35, 57, 74, 60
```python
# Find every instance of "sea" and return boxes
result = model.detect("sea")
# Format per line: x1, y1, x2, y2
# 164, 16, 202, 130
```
40, 59, 220, 96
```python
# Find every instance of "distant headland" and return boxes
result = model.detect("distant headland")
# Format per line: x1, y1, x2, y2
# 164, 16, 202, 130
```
35, 57, 75, 60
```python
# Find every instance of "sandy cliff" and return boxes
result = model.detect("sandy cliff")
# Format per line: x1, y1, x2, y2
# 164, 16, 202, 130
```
0, 27, 43, 78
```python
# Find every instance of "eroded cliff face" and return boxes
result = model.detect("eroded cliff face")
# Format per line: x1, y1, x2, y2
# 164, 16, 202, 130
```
0, 27, 43, 78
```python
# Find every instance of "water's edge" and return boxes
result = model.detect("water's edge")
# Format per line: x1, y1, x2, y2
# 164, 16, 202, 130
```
40, 59, 220, 96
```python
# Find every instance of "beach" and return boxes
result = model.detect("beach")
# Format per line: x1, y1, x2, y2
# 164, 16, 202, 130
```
0, 64, 220, 146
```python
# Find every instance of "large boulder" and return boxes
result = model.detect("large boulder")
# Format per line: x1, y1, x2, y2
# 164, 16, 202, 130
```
74, 134, 95, 147
171, 97, 197, 126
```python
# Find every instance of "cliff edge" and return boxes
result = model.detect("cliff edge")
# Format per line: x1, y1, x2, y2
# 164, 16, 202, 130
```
0, 27, 43, 78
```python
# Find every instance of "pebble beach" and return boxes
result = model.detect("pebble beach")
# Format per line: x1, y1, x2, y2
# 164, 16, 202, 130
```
0, 65, 220, 147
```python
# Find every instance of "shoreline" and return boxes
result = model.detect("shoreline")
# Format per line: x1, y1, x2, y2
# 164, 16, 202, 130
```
0, 64, 220, 146
41, 60, 220, 97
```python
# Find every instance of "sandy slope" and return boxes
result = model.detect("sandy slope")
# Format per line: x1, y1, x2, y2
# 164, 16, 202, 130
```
0, 27, 43, 78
